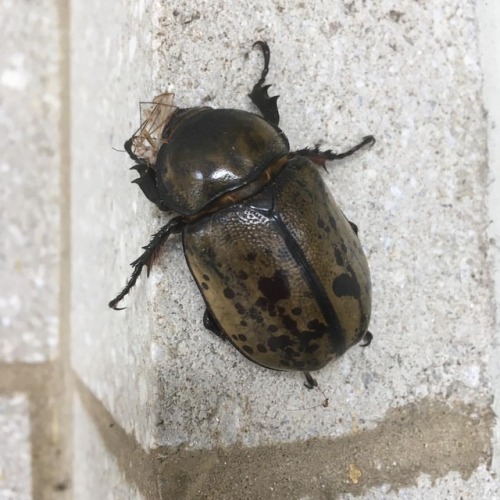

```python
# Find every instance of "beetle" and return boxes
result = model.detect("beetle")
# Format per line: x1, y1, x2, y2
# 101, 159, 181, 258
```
109, 42, 374, 388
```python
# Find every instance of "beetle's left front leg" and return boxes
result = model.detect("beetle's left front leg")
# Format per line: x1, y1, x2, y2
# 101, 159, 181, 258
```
124, 138, 170, 210
109, 216, 185, 310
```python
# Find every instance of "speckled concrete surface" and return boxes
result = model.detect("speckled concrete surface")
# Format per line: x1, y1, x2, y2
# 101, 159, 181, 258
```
70, 0, 499, 496
0, 0, 60, 362
0, 394, 32, 499
478, 0, 500, 476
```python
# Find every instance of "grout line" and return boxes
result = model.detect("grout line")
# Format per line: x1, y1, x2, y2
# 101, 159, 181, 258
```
0, 362, 70, 497
54, 0, 73, 496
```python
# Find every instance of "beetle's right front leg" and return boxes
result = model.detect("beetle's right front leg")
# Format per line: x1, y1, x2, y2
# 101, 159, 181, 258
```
248, 41, 281, 126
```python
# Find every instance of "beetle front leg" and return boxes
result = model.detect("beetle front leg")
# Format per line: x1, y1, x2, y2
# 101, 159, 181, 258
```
109, 216, 185, 310
125, 138, 170, 210
248, 41, 280, 126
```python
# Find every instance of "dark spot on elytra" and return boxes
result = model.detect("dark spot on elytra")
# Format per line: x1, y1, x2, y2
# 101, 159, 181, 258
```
305, 343, 320, 354
246, 252, 257, 262
202, 274, 210, 281
334, 247, 345, 267
237, 270, 249, 280
268, 335, 293, 352
201, 282, 209, 290
279, 359, 291, 368
282, 315, 297, 331
267, 325, 278, 333
258, 270, 290, 305
242, 345, 254, 354
223, 287, 235, 299
333, 273, 361, 298
231, 334, 238, 340
257, 343, 267, 353
256, 297, 267, 310
294, 320, 329, 346
307, 318, 325, 333
328, 215, 337, 230
240, 320, 247, 327
234, 302, 245, 314
292, 307, 302, 316
317, 217, 325, 229
238, 334, 247, 342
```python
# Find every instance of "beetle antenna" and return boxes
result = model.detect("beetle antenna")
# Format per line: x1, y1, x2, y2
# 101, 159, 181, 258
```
109, 216, 185, 310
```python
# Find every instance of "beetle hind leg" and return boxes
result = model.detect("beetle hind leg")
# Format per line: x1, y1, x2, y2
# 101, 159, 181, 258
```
248, 41, 280, 126
360, 330, 373, 347
109, 216, 185, 310
303, 371, 318, 389
203, 309, 230, 341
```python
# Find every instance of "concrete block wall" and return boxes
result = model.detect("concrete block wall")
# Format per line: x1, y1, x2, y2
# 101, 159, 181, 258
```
1, 0, 500, 498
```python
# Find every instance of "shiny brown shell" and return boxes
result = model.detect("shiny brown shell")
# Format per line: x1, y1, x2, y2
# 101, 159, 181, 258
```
183, 156, 371, 372
156, 108, 289, 215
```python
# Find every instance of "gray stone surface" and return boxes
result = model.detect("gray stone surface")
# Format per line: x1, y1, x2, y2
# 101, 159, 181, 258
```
71, 0, 160, 448
478, 0, 500, 476
73, 394, 143, 500
0, 0, 60, 362
0, 394, 32, 500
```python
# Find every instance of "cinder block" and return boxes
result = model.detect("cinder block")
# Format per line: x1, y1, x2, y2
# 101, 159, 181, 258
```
0, 0, 60, 362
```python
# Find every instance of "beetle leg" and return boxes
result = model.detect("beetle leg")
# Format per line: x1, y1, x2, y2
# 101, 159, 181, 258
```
296, 135, 375, 167
203, 309, 229, 341
348, 221, 359, 235
130, 164, 169, 210
303, 371, 318, 390
109, 216, 185, 310
248, 41, 280, 126
360, 330, 373, 347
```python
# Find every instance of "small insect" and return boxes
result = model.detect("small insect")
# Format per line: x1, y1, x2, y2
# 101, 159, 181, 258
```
110, 42, 374, 388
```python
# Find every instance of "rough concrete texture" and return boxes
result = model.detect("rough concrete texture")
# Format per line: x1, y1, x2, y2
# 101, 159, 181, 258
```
478, 0, 500, 475
71, 0, 160, 450
71, 0, 499, 496
0, 394, 32, 499
73, 394, 144, 500
0, 0, 60, 362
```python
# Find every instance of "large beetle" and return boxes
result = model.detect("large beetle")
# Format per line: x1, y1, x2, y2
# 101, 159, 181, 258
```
110, 42, 374, 388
